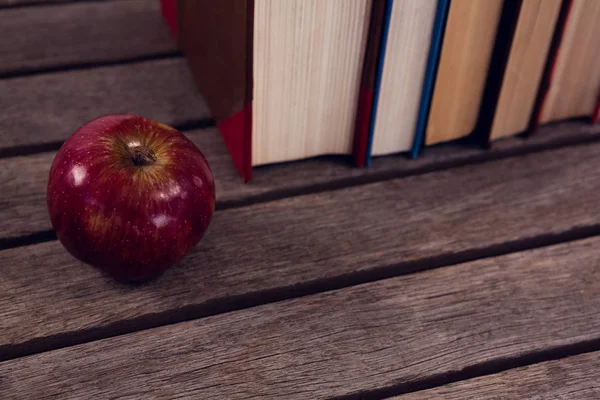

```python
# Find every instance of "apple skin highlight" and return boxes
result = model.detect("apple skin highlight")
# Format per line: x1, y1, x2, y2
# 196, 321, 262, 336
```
47, 114, 216, 282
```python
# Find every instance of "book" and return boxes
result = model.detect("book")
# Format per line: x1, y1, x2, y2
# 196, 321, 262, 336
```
423, 0, 504, 147
480, 0, 563, 144
410, 0, 450, 158
362, 0, 447, 165
159, 0, 177, 40
352, 0, 387, 168
533, 0, 600, 127
177, 0, 375, 182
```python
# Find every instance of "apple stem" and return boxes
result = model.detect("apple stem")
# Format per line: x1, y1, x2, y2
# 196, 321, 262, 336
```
131, 146, 157, 167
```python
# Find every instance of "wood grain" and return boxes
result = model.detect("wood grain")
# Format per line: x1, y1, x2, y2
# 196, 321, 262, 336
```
0, 58, 209, 152
0, 122, 600, 244
0, 0, 176, 75
0, 0, 123, 6
1, 235, 599, 399
396, 351, 600, 399
3, 136, 600, 360
1, 121, 599, 241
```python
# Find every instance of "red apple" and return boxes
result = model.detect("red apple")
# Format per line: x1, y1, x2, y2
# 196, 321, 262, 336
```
47, 114, 216, 282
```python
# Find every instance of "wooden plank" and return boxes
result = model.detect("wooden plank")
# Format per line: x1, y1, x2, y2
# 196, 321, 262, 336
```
2, 121, 600, 241
396, 352, 600, 399
0, 0, 121, 7
0, 129, 224, 240
0, 0, 175, 75
1, 236, 599, 399
2, 138, 600, 360
0, 58, 209, 153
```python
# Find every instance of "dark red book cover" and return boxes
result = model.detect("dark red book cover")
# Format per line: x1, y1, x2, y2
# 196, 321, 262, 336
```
352, 0, 386, 168
528, 0, 573, 134
160, 0, 177, 40
592, 96, 600, 124
177, 0, 254, 182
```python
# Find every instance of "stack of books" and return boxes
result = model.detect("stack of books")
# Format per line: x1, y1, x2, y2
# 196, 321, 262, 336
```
161, 0, 600, 182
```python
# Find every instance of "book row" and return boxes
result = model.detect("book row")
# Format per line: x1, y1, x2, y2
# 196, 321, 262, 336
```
161, 0, 600, 182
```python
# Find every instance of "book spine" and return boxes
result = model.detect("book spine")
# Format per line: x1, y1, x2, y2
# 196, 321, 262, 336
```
160, 0, 177, 39
593, 95, 600, 125
352, 0, 387, 168
410, 0, 450, 159
364, 0, 393, 167
177, 0, 254, 182
528, 0, 573, 134
473, 0, 523, 148
244, 0, 254, 182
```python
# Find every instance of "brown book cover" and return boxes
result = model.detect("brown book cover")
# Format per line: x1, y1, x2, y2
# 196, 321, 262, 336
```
476, 0, 563, 145
177, 0, 254, 182
529, 0, 600, 130
423, 0, 505, 146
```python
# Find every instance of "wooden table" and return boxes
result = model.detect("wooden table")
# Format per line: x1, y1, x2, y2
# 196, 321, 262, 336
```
1, 1, 600, 398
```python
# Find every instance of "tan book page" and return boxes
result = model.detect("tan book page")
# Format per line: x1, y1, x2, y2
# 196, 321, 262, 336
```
425, 0, 503, 146
490, 0, 562, 140
540, 0, 600, 123
252, 0, 372, 165
371, 0, 437, 156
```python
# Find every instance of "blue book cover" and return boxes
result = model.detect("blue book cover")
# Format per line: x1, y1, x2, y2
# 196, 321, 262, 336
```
410, 0, 450, 158
364, 0, 393, 167
363, 0, 450, 165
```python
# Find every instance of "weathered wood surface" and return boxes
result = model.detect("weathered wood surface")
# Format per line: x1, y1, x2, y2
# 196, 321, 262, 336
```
0, 58, 209, 153
2, 139, 600, 359
2, 121, 599, 241
0, 0, 175, 76
0, 0, 122, 6
1, 236, 599, 399
397, 352, 600, 399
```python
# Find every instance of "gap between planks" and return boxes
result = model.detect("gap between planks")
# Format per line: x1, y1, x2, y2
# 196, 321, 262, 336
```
389, 350, 600, 400
0, 57, 211, 152
1, 235, 599, 399
0, 0, 175, 77
0, 0, 123, 9
2, 136, 600, 363
0, 118, 215, 159
0, 51, 183, 81
333, 341, 600, 400
1, 120, 600, 247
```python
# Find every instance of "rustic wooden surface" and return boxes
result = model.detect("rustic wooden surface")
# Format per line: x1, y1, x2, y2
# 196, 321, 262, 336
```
397, 351, 600, 399
2, 0, 600, 398
0, 0, 122, 6
0, 0, 175, 77
0, 58, 209, 153
2, 121, 599, 241
2, 236, 599, 399
3, 140, 600, 360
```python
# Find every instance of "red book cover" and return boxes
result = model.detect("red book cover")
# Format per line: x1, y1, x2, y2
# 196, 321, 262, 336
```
593, 96, 600, 125
352, 0, 386, 168
160, 0, 177, 40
